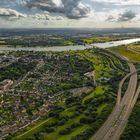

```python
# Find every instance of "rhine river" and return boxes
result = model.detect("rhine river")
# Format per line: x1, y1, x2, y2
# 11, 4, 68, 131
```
0, 38, 140, 52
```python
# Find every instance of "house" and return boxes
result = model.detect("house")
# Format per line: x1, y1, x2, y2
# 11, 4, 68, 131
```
0, 79, 13, 91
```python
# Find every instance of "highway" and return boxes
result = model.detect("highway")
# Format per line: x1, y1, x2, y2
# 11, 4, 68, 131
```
90, 57, 140, 140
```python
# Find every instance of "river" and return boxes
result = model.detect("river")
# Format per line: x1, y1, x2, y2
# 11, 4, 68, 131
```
0, 38, 140, 52
93, 38, 140, 48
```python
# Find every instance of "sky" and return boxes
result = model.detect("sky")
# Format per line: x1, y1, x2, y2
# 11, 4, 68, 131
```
0, 0, 140, 28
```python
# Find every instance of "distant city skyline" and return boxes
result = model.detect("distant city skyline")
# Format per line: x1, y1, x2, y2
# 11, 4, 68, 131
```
0, 0, 140, 28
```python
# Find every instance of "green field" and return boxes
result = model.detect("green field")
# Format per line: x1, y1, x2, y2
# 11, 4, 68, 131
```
83, 36, 122, 44
109, 45, 140, 62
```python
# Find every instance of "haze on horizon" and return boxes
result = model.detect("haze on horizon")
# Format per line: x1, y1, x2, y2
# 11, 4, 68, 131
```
0, 0, 140, 28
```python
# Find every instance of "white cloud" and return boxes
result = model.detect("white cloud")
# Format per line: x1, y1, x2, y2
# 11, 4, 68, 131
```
0, 0, 140, 28
30, 13, 50, 20
26, 0, 91, 19
91, 0, 140, 6
29, 12, 64, 21
0, 8, 26, 20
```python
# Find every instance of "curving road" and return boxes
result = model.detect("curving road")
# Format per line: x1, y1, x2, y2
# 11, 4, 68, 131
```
102, 62, 137, 140
90, 54, 140, 140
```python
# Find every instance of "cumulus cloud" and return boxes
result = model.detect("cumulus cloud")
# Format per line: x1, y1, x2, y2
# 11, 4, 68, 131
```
55, 16, 63, 20
62, 0, 90, 19
106, 15, 115, 22
0, 8, 26, 20
0, 0, 140, 28
30, 13, 50, 20
26, 0, 64, 13
25, 0, 90, 19
106, 10, 137, 22
91, 0, 140, 6
118, 10, 136, 22
30, 12, 63, 21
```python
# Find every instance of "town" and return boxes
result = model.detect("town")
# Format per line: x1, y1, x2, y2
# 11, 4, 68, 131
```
1, 41, 139, 140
